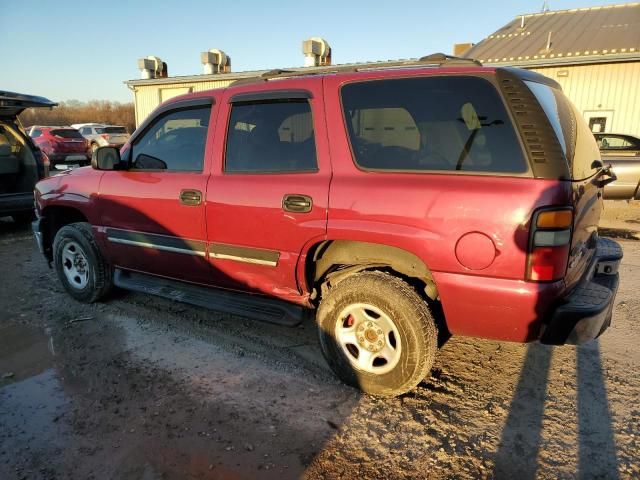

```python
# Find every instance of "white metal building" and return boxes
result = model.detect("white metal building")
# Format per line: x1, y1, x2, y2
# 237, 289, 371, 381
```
462, 2, 640, 136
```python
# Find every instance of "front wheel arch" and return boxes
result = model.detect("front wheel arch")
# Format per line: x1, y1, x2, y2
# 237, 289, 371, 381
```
40, 206, 89, 261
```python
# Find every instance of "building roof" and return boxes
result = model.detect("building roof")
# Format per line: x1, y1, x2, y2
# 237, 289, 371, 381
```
124, 54, 479, 87
464, 2, 640, 67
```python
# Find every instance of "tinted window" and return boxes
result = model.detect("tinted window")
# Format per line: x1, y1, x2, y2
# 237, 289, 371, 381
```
31, 129, 42, 138
341, 76, 527, 174
104, 126, 127, 134
524, 81, 605, 179
225, 100, 317, 173
51, 129, 84, 139
131, 106, 210, 171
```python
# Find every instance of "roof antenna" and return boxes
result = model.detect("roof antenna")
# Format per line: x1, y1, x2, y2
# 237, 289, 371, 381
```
541, 1, 550, 12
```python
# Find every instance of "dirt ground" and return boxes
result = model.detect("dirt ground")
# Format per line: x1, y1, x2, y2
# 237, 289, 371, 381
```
1, 203, 639, 480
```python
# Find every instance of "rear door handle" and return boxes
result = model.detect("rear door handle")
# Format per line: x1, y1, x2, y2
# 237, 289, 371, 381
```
282, 194, 312, 213
180, 189, 202, 206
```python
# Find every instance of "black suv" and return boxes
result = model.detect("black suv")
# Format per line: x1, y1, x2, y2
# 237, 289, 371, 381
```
0, 91, 56, 223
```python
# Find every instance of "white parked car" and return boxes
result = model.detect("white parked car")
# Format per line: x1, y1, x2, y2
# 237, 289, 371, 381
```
71, 123, 130, 153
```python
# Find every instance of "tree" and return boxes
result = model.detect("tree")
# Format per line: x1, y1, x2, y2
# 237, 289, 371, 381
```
20, 100, 135, 133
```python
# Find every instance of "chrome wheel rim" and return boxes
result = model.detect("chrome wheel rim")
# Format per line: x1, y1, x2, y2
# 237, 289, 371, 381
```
61, 241, 89, 289
334, 303, 402, 375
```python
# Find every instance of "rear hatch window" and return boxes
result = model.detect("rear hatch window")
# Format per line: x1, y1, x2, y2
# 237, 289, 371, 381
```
51, 129, 84, 139
98, 126, 127, 134
523, 81, 600, 179
341, 76, 528, 174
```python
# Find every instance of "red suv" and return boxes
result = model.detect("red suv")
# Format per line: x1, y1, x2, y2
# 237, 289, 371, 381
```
29, 126, 90, 170
32, 55, 622, 396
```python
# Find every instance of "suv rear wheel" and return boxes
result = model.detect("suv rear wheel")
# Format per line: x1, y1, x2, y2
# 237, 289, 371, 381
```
53, 222, 112, 302
316, 271, 437, 396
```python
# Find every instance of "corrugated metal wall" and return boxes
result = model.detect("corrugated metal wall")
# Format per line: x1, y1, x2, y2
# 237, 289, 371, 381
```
132, 79, 235, 126
531, 62, 640, 136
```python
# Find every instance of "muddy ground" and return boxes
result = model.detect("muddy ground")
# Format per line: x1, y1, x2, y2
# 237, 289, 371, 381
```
1, 203, 639, 479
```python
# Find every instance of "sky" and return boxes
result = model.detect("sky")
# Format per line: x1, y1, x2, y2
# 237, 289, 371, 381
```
0, 0, 627, 103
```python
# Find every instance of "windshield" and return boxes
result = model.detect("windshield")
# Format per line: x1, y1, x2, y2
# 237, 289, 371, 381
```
51, 129, 84, 139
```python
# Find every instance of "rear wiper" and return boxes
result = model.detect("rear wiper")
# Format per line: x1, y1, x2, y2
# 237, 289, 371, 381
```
570, 160, 617, 186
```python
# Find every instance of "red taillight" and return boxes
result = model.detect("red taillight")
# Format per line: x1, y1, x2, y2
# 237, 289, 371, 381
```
528, 245, 571, 281
526, 208, 573, 282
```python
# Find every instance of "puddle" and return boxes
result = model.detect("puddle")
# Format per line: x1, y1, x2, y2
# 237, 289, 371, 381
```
0, 325, 70, 469
0, 323, 55, 385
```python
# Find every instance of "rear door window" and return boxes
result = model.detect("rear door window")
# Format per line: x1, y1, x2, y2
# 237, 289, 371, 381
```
340, 76, 527, 174
225, 100, 317, 173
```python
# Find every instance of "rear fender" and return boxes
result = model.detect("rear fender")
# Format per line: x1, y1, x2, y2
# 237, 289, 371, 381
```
303, 240, 438, 301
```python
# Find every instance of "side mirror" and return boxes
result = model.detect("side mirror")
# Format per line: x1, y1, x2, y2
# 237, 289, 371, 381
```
92, 146, 121, 170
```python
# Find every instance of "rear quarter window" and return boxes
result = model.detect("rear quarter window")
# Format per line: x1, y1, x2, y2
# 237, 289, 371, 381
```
340, 76, 528, 174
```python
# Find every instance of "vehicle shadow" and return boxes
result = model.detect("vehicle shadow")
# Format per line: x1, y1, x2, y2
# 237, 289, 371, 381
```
492, 182, 619, 478
0, 216, 31, 236
493, 342, 553, 477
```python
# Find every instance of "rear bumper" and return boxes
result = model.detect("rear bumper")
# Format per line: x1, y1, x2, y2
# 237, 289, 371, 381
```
540, 237, 623, 345
433, 237, 623, 344
0, 192, 34, 216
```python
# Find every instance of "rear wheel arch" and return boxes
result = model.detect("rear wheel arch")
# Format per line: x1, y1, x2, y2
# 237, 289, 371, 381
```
306, 240, 438, 302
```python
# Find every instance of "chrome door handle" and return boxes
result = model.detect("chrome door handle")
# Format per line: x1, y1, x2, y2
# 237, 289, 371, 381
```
282, 194, 312, 213
180, 189, 202, 206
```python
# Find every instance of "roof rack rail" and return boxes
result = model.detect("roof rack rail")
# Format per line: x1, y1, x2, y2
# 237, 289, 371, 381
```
231, 53, 482, 86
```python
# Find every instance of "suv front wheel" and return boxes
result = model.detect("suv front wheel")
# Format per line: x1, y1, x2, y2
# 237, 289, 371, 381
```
53, 222, 112, 303
316, 271, 437, 397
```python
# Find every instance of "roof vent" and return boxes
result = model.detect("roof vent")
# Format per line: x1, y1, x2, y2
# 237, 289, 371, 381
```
302, 37, 331, 67
137, 56, 167, 79
201, 49, 231, 74
453, 43, 473, 56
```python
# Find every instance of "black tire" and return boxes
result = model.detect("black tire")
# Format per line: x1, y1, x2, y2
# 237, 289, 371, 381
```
53, 222, 112, 303
11, 211, 35, 224
317, 271, 438, 397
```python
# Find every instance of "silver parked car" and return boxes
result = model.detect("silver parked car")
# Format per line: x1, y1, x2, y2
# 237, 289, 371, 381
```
72, 123, 130, 153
